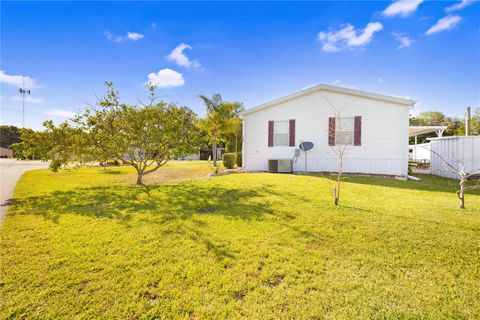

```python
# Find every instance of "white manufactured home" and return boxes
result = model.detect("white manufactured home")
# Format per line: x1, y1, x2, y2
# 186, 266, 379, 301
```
242, 84, 416, 177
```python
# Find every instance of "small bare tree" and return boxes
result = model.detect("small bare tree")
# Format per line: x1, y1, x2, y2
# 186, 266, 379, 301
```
430, 148, 480, 209
321, 96, 351, 206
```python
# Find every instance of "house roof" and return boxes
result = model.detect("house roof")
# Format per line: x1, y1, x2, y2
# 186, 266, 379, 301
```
242, 84, 416, 116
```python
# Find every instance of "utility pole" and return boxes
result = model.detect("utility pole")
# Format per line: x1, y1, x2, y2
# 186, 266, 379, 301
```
18, 76, 31, 128
465, 106, 471, 136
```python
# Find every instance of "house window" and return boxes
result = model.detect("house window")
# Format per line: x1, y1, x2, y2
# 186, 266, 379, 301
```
335, 117, 354, 145
274, 121, 289, 146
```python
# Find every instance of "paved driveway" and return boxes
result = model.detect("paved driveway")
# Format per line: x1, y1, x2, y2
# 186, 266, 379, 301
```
0, 159, 49, 223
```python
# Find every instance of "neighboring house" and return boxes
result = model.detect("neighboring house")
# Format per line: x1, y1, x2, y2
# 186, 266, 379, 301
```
177, 154, 201, 161
199, 146, 225, 161
0, 146, 13, 158
409, 143, 431, 162
242, 84, 416, 177
408, 125, 447, 163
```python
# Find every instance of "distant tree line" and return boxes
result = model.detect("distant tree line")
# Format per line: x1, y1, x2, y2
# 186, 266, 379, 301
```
0, 125, 44, 159
409, 108, 479, 144
0, 125, 20, 148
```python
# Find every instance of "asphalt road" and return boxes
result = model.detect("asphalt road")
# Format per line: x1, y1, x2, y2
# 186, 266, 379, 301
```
0, 159, 49, 223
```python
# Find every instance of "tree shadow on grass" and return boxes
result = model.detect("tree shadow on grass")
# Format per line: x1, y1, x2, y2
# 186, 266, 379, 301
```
98, 170, 125, 175
301, 173, 478, 194
8, 182, 275, 225
7, 182, 286, 262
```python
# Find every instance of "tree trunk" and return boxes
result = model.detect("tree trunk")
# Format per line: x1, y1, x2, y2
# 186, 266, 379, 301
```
136, 173, 144, 186
458, 179, 465, 209
334, 156, 343, 206
335, 175, 341, 206
212, 131, 217, 167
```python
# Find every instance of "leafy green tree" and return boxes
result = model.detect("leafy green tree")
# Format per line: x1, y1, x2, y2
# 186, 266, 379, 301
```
413, 111, 445, 126
409, 108, 480, 144
11, 128, 45, 160
42, 120, 90, 171
223, 103, 244, 153
13, 122, 89, 168
455, 107, 480, 136
25, 83, 200, 185
409, 111, 463, 143
0, 125, 20, 148
198, 94, 243, 166
81, 83, 200, 185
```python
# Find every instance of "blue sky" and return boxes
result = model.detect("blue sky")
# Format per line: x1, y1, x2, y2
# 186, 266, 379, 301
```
1, 1, 479, 129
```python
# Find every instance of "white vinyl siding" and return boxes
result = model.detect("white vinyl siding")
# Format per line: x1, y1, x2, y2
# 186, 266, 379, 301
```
335, 117, 354, 145
274, 121, 289, 146
243, 89, 411, 176
430, 136, 480, 179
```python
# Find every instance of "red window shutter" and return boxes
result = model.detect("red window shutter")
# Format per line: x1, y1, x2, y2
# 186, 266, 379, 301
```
268, 121, 274, 147
354, 116, 362, 146
328, 117, 335, 146
289, 119, 295, 147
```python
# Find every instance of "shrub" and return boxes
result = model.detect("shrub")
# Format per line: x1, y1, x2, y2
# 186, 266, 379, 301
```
408, 161, 418, 175
222, 153, 237, 169
208, 160, 219, 174
236, 152, 242, 167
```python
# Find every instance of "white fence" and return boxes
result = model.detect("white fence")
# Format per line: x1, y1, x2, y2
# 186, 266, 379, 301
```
430, 136, 480, 179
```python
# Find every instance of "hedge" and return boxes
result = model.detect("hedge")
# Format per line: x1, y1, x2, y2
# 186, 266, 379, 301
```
236, 152, 242, 167
222, 153, 237, 169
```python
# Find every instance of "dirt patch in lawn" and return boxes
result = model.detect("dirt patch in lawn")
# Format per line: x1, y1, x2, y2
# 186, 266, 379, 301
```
117, 168, 211, 185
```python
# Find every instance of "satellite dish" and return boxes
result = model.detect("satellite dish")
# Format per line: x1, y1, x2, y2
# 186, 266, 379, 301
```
299, 141, 314, 151
298, 141, 314, 172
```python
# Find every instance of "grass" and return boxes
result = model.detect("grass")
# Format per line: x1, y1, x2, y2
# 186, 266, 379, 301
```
1, 161, 479, 319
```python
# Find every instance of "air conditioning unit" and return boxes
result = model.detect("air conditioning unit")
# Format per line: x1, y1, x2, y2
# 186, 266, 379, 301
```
268, 159, 293, 173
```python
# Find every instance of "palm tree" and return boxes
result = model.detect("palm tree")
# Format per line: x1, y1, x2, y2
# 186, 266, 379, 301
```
198, 94, 243, 167
199, 93, 223, 114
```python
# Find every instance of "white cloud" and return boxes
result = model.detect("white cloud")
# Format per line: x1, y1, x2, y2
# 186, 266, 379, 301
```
425, 15, 462, 35
383, 0, 423, 17
105, 31, 144, 42
167, 43, 201, 68
147, 68, 185, 88
151, 22, 157, 30
104, 31, 119, 41
127, 32, 144, 41
11, 96, 43, 103
392, 32, 414, 48
318, 22, 383, 52
445, 0, 473, 12
44, 109, 76, 118
0, 71, 40, 88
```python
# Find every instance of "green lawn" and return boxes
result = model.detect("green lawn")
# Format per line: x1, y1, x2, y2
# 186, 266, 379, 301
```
1, 161, 479, 319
